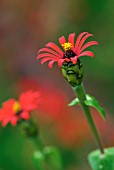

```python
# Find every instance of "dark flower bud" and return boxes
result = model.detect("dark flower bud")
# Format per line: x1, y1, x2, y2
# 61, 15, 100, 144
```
62, 59, 84, 87
18, 119, 38, 138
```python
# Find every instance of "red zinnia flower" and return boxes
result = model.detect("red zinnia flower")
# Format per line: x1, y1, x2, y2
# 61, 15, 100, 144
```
0, 91, 40, 127
37, 32, 98, 68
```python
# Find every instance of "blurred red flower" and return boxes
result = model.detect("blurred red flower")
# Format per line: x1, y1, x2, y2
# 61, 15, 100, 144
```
0, 91, 40, 127
16, 78, 90, 147
16, 78, 114, 148
37, 32, 98, 68
16, 78, 68, 121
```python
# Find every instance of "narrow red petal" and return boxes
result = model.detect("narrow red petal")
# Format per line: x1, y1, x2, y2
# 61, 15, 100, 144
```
74, 32, 88, 52
77, 34, 93, 53
78, 51, 94, 57
41, 57, 63, 68
79, 41, 98, 53
71, 56, 78, 64
37, 53, 61, 60
38, 48, 62, 58
40, 58, 56, 64
48, 60, 55, 68
59, 36, 66, 45
68, 33, 75, 47
58, 59, 65, 67
46, 42, 63, 55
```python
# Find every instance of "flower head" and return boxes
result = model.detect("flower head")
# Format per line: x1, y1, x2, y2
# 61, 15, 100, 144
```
0, 91, 40, 127
37, 32, 98, 68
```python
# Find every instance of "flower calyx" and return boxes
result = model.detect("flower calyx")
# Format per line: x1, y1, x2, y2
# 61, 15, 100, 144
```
62, 59, 84, 87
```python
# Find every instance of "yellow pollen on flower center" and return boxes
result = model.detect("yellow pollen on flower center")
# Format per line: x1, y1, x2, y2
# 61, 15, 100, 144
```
13, 101, 21, 112
62, 42, 73, 51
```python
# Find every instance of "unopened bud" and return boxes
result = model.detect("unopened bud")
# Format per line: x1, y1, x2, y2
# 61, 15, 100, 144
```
62, 59, 84, 87
18, 119, 38, 137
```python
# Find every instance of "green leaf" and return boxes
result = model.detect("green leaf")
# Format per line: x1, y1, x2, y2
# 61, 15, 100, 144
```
43, 146, 63, 170
32, 151, 44, 170
85, 94, 106, 120
88, 147, 114, 170
68, 98, 79, 106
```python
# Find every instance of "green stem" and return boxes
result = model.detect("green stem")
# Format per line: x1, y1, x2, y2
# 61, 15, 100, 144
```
31, 136, 44, 152
73, 83, 104, 154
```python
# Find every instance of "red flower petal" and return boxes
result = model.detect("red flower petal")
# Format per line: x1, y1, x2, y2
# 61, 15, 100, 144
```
79, 41, 98, 53
37, 53, 61, 60
78, 51, 94, 58
58, 59, 65, 67
19, 91, 40, 111
0, 99, 19, 126
37, 32, 98, 68
37, 53, 63, 68
77, 33, 93, 54
41, 58, 64, 68
20, 111, 30, 120
10, 116, 18, 126
74, 32, 88, 52
46, 42, 63, 55
2, 117, 10, 127
59, 36, 66, 45
39, 55, 65, 68
1, 99, 16, 121
40, 57, 55, 65
3, 99, 16, 111
68, 33, 75, 47
48, 60, 55, 68
71, 56, 78, 64
38, 48, 62, 58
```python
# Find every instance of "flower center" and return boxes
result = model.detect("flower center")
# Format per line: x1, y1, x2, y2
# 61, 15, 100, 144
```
62, 42, 73, 51
13, 101, 21, 113
63, 50, 76, 59
62, 42, 75, 60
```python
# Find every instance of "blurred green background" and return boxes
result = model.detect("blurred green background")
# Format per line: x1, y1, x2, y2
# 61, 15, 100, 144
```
0, 0, 114, 170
